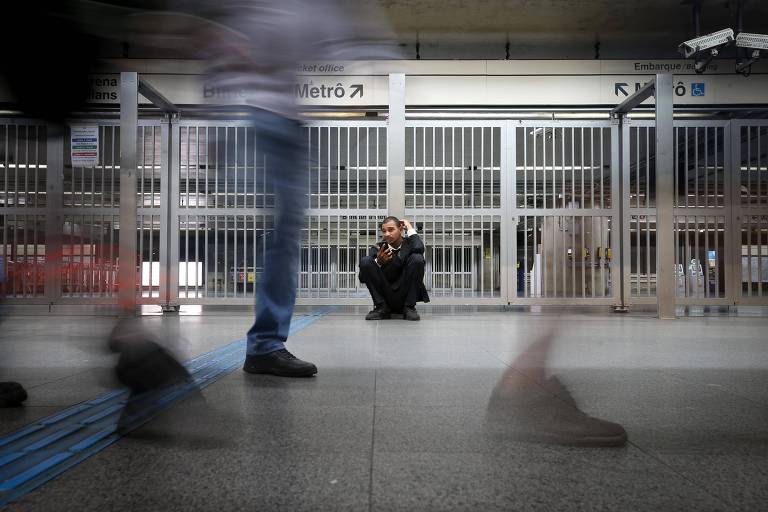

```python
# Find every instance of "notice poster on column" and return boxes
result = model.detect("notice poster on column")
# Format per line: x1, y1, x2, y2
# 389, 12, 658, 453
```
70, 125, 99, 167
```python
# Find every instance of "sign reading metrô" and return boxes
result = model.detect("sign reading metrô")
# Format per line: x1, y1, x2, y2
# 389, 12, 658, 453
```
294, 81, 364, 100
70, 125, 99, 168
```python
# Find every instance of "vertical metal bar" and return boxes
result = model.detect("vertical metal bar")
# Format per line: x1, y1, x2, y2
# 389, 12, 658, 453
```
19, 215, 27, 298
328, 127, 332, 210
600, 127, 605, 210
674, 215, 679, 298
685, 126, 690, 209
684, 214, 690, 298
599, 216, 605, 297
243, 214, 248, 299
714, 214, 721, 297
695, 127, 700, 208
633, 215, 639, 297
645, 215, 651, 297
443, 127, 448, 208
524, 127, 529, 209
634, 127, 639, 209
223, 215, 229, 297
561, 213, 566, 297
432, 127, 436, 209
704, 127, 709, 208
760, 215, 765, 297
533, 127, 537, 208
674, 126, 679, 208
544, 126, 550, 209
704, 215, 711, 298
645, 126, 650, 208
214, 127, 219, 209
14, 126, 19, 208
345, 127, 350, 210
78, 214, 85, 297
693, 215, 700, 298
206, 127, 211, 209
470, 128, 475, 209
746, 214, 752, 296
138, 126, 145, 209
571, 213, 576, 298
2, 124, 7, 210
480, 127, 484, 209
571, 127, 576, 208
758, 128, 762, 208
213, 216, 218, 297
590, 127, 595, 209
195, 126, 200, 209
561, 127, 566, 210
2, 219, 6, 298
523, 214, 528, 298
579, 126, 587, 208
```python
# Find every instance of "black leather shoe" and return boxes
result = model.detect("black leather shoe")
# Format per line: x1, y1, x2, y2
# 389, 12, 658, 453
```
403, 306, 420, 321
365, 304, 391, 320
243, 349, 318, 377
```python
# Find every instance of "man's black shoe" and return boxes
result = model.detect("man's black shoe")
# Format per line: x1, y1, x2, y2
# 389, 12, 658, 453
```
243, 349, 318, 377
403, 306, 420, 321
365, 304, 391, 320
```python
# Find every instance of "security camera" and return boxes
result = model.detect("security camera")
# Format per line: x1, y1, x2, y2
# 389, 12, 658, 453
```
735, 32, 768, 51
735, 32, 768, 74
678, 28, 735, 58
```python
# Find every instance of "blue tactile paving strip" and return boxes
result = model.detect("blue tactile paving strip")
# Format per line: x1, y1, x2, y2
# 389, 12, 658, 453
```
0, 307, 334, 507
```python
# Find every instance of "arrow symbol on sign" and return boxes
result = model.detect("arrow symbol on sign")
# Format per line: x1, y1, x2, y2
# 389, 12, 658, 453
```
615, 83, 629, 97
350, 84, 363, 98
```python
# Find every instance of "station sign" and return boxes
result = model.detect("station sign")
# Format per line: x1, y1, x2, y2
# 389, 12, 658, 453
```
1, 60, 766, 109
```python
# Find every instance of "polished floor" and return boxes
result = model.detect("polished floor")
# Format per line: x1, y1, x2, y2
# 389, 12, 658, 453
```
1, 306, 768, 511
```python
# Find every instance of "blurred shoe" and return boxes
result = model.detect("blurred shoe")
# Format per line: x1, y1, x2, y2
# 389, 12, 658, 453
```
243, 349, 317, 377
365, 304, 391, 320
109, 321, 195, 434
403, 306, 420, 321
0, 381, 27, 408
485, 375, 627, 447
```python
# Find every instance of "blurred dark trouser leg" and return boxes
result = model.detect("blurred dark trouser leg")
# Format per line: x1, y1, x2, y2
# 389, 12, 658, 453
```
245, 112, 308, 356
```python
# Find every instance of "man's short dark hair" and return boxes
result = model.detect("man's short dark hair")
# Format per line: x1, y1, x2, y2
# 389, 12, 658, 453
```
380, 216, 400, 228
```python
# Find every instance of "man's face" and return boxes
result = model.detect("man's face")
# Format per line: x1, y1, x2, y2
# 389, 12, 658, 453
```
381, 220, 402, 245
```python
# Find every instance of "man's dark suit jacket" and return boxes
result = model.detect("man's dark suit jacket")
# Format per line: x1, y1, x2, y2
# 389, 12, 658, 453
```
364, 234, 430, 303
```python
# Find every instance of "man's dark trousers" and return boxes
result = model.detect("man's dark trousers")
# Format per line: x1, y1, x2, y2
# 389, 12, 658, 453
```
359, 253, 426, 312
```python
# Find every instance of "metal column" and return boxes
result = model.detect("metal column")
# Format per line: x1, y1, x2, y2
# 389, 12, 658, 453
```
388, 73, 406, 219
612, 117, 629, 311
118, 72, 138, 314
44, 131, 64, 304
655, 74, 676, 319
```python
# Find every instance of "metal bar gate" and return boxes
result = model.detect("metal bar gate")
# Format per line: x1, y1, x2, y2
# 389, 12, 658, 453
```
2, 117, 765, 307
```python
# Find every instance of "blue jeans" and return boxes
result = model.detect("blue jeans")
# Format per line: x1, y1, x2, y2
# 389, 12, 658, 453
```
244, 111, 307, 356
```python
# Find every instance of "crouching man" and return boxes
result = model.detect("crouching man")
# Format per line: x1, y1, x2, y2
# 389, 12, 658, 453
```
359, 216, 430, 321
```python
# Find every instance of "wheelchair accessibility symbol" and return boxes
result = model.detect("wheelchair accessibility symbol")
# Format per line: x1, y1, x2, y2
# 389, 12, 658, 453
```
691, 83, 705, 97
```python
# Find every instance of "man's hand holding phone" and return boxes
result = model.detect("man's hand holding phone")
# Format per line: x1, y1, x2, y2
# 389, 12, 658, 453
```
377, 243, 393, 265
